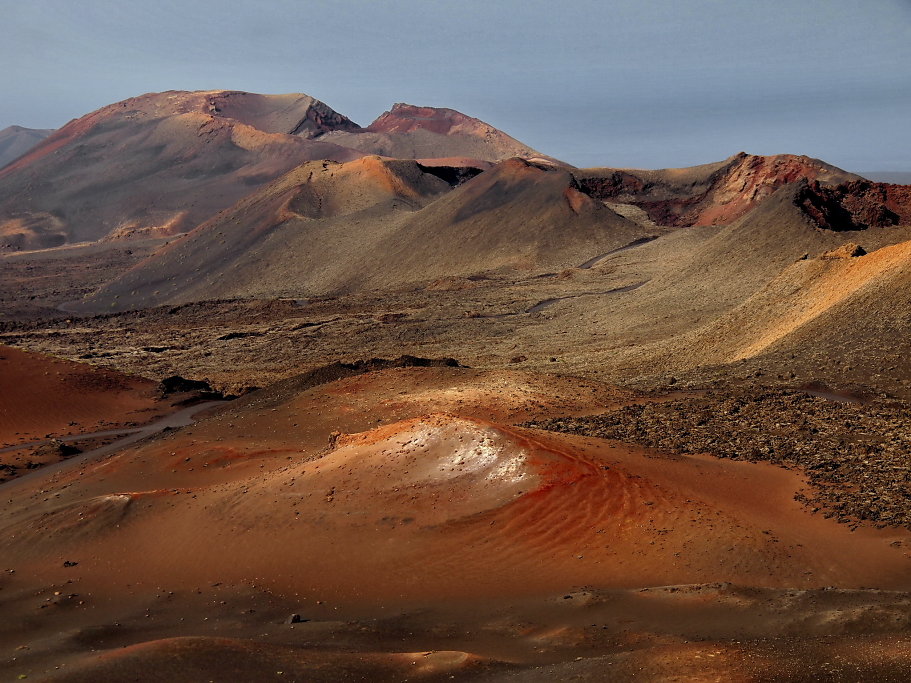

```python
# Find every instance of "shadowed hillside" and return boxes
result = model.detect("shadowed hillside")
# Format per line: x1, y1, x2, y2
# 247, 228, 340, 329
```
0, 125, 54, 169
81, 157, 643, 311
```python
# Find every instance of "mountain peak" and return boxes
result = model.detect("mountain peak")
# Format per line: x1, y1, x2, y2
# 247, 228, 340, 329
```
360, 103, 554, 164
367, 103, 491, 136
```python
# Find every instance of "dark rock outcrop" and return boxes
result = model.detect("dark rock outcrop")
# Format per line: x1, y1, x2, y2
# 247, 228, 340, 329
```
159, 375, 218, 397
797, 179, 911, 231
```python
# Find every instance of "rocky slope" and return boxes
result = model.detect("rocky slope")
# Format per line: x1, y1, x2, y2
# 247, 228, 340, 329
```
797, 179, 911, 230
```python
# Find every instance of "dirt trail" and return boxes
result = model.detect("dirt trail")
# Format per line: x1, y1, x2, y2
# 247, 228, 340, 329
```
0, 400, 226, 488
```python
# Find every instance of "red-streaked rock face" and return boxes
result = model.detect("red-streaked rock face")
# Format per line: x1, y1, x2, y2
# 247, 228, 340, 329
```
694, 153, 843, 225
797, 179, 911, 231
575, 153, 862, 228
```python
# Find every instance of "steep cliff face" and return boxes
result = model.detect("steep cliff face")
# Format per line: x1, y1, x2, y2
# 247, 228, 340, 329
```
575, 153, 862, 228
797, 179, 911, 231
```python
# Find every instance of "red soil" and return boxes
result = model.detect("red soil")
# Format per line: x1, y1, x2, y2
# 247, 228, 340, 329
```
2, 367, 910, 679
2, 368, 907, 606
0, 345, 163, 448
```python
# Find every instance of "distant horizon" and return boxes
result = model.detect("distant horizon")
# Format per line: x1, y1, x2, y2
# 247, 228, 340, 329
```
4, 92, 910, 177
3, 1, 908, 171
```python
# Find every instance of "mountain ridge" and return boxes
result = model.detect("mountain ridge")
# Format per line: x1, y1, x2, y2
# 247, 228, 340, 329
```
0, 90, 553, 251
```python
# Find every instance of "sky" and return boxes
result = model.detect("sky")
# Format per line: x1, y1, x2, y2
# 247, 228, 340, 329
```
2, 0, 909, 171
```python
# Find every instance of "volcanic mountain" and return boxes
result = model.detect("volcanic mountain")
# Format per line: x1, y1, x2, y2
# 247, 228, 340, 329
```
83, 156, 643, 311
0, 92, 553, 252
513, 172, 911, 382
0, 125, 54, 169
78, 148, 907, 315
0, 91, 369, 251
322, 102, 553, 164
5, 89, 911, 679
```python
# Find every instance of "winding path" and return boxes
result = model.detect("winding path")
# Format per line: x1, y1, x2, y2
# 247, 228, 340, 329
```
0, 400, 227, 487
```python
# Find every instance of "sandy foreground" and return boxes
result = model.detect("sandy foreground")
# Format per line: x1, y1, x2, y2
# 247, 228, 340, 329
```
2, 366, 910, 681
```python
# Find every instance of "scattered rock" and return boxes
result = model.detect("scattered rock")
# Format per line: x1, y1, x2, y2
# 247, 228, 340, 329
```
158, 375, 224, 402
32, 439, 81, 459
159, 375, 216, 395
821, 243, 867, 259
216, 331, 263, 341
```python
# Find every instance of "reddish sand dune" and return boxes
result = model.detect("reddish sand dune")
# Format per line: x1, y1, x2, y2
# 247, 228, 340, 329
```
0, 345, 161, 447
49, 637, 492, 682
1, 367, 910, 679
2, 367, 907, 599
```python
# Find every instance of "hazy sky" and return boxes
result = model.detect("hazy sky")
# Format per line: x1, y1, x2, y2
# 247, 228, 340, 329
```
2, 0, 909, 170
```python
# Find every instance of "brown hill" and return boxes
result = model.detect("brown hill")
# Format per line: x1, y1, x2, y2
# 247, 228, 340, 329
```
81, 157, 643, 311
357, 158, 642, 287
79, 156, 456, 309
517, 178, 911, 388
0, 91, 366, 251
322, 102, 555, 164
637, 236, 911, 380
0, 125, 54, 169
